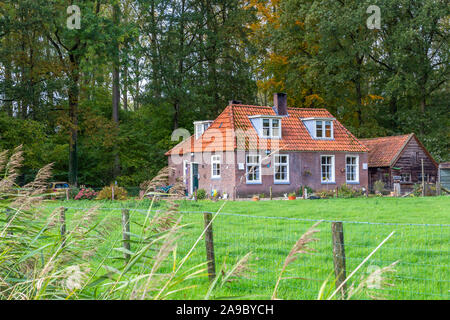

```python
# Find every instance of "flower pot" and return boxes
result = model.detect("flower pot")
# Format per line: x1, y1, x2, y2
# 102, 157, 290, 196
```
288, 195, 296, 200
252, 196, 260, 201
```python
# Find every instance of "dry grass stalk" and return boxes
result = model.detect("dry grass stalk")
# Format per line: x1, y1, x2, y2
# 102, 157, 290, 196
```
347, 261, 399, 300
272, 221, 322, 300
139, 217, 183, 299
222, 252, 254, 283
0, 149, 8, 173
140, 166, 170, 195
0, 146, 23, 194
11, 163, 53, 210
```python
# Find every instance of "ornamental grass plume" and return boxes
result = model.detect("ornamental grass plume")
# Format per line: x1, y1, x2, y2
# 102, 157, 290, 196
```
272, 221, 322, 300
0, 146, 209, 300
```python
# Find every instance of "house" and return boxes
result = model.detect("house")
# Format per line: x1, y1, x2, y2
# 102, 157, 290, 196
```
165, 93, 369, 198
360, 134, 438, 193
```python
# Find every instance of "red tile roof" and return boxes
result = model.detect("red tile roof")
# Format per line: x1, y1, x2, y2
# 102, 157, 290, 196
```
360, 134, 412, 167
166, 104, 369, 155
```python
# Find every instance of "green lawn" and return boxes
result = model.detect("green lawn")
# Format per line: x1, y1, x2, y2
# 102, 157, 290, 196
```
44, 196, 450, 300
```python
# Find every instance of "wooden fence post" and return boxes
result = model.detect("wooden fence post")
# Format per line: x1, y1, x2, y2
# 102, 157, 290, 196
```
421, 159, 425, 197
60, 207, 67, 247
331, 222, 347, 299
270, 186, 272, 200
122, 209, 131, 262
436, 181, 441, 196
203, 212, 216, 282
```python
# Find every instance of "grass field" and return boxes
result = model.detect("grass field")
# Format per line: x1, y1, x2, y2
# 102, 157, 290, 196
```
44, 196, 450, 300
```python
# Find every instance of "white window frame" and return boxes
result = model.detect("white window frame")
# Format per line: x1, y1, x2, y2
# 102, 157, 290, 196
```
321, 155, 335, 183
183, 160, 188, 184
194, 121, 212, 139
315, 120, 333, 139
195, 123, 204, 139
274, 154, 289, 183
262, 118, 281, 138
246, 154, 261, 184
345, 155, 359, 183
400, 173, 411, 183
211, 155, 221, 179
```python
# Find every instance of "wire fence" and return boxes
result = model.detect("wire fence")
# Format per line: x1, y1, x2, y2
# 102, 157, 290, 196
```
47, 205, 450, 300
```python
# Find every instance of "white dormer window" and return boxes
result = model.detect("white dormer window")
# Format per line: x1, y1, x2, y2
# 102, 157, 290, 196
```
262, 118, 281, 138
301, 117, 335, 140
316, 120, 333, 138
194, 121, 213, 139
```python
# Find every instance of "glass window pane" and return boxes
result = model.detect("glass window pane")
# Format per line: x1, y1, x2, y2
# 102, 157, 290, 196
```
325, 121, 332, 137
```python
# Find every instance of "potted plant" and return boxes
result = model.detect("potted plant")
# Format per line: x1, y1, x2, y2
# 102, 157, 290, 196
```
252, 194, 260, 201
288, 192, 296, 200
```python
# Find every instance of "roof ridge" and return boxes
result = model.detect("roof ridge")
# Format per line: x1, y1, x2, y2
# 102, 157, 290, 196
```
360, 133, 412, 141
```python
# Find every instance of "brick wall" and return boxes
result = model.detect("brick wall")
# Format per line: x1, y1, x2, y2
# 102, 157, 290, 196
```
168, 151, 369, 198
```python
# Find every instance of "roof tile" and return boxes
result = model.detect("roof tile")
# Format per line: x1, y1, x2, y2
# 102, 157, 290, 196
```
360, 134, 412, 167
166, 104, 369, 155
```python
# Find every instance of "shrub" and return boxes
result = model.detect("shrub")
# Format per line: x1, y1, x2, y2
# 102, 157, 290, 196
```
374, 180, 385, 194
96, 185, 128, 200
69, 187, 80, 199
74, 188, 97, 200
196, 189, 206, 200
316, 189, 336, 199
288, 192, 296, 197
337, 184, 363, 198
298, 185, 313, 197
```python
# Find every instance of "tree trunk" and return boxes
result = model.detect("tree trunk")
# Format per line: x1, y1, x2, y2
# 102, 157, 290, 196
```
68, 54, 80, 187
122, 66, 128, 111
112, 3, 121, 179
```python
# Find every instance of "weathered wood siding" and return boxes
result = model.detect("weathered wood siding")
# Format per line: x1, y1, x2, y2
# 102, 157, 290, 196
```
392, 137, 438, 192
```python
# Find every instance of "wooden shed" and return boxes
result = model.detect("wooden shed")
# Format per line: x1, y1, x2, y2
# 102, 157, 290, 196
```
361, 133, 438, 193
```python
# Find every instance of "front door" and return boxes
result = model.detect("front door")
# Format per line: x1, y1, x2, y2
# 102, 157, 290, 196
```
191, 163, 199, 194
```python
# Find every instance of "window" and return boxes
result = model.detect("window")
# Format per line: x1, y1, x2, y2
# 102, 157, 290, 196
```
316, 121, 323, 137
194, 121, 212, 139
400, 173, 411, 183
325, 121, 332, 138
211, 155, 221, 178
346, 155, 359, 183
321, 155, 335, 183
246, 154, 261, 183
183, 160, 188, 184
274, 155, 289, 183
262, 119, 270, 137
316, 120, 333, 138
418, 173, 434, 183
261, 118, 281, 138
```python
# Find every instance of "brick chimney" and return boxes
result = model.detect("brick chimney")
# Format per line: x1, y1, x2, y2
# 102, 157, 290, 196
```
274, 93, 287, 115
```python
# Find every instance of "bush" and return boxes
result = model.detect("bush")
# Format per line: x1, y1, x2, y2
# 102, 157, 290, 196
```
196, 189, 206, 200
298, 185, 313, 197
337, 184, 363, 198
69, 187, 80, 199
74, 188, 97, 200
374, 180, 385, 194
96, 185, 128, 200
316, 189, 336, 199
